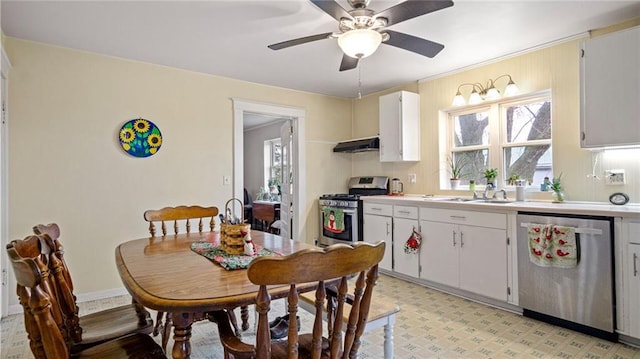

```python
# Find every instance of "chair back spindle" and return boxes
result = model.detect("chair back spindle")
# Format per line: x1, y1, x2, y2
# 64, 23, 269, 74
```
143, 205, 218, 236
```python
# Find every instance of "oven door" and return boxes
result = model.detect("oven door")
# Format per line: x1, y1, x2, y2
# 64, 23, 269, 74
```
318, 206, 357, 247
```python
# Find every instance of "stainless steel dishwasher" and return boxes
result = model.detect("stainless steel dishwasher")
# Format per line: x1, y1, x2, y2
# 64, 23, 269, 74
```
517, 212, 616, 341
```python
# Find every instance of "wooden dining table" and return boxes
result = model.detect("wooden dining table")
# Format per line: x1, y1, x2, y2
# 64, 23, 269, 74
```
115, 230, 315, 359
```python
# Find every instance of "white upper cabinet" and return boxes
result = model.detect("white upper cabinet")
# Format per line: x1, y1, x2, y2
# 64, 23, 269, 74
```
580, 26, 640, 148
379, 91, 421, 162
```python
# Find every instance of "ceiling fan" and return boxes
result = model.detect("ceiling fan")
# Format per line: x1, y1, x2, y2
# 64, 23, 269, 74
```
268, 0, 454, 71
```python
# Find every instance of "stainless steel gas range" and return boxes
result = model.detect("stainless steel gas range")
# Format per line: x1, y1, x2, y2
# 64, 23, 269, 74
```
318, 176, 388, 247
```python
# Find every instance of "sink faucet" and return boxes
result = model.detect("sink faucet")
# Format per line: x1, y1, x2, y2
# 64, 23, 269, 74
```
493, 189, 508, 200
482, 183, 495, 200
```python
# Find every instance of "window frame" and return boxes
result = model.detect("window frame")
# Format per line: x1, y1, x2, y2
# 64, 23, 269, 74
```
441, 90, 552, 190
263, 138, 282, 190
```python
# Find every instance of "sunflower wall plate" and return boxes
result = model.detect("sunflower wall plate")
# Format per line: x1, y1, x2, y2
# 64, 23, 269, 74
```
119, 118, 162, 157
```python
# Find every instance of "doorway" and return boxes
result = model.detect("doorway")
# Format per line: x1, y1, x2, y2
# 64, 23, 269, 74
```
232, 99, 305, 241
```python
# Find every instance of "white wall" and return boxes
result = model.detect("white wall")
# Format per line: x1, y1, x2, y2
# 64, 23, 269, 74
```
4, 38, 353, 308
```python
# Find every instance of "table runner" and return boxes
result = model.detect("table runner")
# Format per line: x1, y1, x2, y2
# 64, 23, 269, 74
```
190, 242, 281, 270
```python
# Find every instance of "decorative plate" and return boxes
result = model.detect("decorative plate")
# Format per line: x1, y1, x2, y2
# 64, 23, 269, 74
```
118, 118, 162, 157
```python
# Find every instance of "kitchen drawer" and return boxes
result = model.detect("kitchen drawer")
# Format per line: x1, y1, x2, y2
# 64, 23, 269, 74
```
363, 202, 393, 216
420, 207, 506, 229
393, 205, 418, 219
629, 222, 640, 244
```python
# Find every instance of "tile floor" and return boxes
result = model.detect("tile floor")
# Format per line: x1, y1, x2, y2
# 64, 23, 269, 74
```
2, 274, 639, 358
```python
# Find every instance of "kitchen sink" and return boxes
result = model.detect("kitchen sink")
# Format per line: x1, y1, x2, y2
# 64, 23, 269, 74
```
430, 197, 477, 202
474, 199, 515, 204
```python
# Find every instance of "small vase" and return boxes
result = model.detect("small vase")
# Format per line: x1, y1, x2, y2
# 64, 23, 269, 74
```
450, 179, 461, 190
552, 191, 565, 203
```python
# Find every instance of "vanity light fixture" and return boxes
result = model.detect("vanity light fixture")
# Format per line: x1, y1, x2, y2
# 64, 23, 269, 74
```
452, 74, 519, 106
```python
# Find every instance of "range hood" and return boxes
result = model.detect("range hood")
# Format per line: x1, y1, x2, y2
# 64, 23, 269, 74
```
333, 137, 379, 153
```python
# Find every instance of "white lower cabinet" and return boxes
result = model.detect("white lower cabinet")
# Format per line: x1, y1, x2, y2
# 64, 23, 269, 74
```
419, 208, 509, 301
392, 206, 420, 278
363, 214, 393, 271
628, 242, 640, 338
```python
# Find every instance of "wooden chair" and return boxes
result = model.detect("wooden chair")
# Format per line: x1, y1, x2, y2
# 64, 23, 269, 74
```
143, 205, 251, 350
29, 223, 154, 353
6, 234, 166, 359
210, 241, 385, 359
143, 205, 219, 237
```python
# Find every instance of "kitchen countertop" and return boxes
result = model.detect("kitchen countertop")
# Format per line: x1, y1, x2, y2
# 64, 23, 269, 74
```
361, 194, 640, 218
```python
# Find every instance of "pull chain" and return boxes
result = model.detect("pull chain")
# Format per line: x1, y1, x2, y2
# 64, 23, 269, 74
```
357, 64, 362, 100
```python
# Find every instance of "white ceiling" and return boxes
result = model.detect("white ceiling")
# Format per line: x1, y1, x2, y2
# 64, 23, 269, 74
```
2, 1, 639, 99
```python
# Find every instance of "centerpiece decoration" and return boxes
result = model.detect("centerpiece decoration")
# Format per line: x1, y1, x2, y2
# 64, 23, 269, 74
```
220, 198, 251, 255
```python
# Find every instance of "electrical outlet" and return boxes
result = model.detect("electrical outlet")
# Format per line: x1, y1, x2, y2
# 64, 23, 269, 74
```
223, 175, 231, 185
604, 170, 626, 185
408, 173, 417, 184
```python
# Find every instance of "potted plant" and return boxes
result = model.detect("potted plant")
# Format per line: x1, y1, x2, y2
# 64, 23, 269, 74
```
484, 168, 498, 188
447, 156, 467, 190
507, 174, 520, 186
550, 173, 565, 202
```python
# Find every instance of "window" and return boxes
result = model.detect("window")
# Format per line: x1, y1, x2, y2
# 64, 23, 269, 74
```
263, 138, 281, 190
443, 92, 552, 189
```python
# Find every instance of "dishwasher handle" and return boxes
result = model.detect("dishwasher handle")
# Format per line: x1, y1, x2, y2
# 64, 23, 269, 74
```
519, 223, 602, 235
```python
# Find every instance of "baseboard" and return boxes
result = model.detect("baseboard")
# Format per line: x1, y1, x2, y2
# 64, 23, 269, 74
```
6, 287, 130, 316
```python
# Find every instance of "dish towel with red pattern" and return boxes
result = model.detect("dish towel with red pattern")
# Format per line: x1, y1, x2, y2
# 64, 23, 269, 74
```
323, 208, 344, 234
528, 224, 578, 268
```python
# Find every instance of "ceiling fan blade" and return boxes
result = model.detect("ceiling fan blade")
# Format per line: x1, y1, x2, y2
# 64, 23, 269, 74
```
268, 32, 334, 50
375, 0, 454, 27
310, 0, 352, 22
339, 54, 359, 72
383, 30, 445, 58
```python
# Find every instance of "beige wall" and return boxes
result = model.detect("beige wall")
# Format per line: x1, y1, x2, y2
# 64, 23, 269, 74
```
4, 38, 352, 304
353, 21, 640, 203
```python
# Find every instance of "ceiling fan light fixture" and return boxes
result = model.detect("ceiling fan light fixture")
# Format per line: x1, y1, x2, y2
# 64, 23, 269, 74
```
338, 29, 382, 59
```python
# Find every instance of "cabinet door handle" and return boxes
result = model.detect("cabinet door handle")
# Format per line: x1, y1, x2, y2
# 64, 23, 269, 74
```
386, 222, 390, 236
634, 253, 638, 277
460, 232, 464, 247
452, 231, 457, 246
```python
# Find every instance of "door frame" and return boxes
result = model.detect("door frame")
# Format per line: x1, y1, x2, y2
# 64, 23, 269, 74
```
1, 47, 12, 317
232, 99, 305, 241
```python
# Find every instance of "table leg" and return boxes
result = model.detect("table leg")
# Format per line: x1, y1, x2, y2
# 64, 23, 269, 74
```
171, 313, 193, 359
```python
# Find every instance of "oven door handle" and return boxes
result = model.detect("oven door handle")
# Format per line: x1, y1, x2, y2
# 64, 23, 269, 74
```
322, 207, 357, 214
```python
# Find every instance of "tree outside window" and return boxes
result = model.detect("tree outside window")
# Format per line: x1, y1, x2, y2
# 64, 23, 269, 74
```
444, 93, 552, 189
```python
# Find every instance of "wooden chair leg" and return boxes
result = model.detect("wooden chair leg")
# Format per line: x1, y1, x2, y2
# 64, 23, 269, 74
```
161, 312, 173, 352
153, 311, 165, 336
227, 308, 241, 338
240, 305, 249, 331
